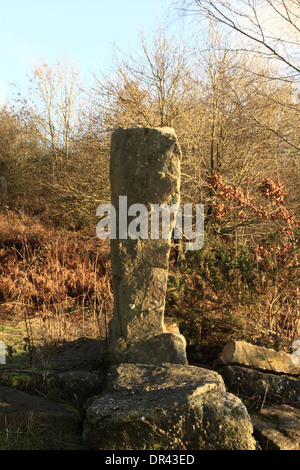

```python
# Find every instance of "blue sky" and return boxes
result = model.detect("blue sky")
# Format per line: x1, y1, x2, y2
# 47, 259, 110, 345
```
0, 0, 176, 104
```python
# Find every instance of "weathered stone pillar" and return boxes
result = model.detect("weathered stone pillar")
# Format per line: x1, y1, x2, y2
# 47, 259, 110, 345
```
108, 127, 187, 365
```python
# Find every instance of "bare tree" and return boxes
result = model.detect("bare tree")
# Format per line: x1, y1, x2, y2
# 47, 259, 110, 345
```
0, 105, 42, 210
10, 57, 111, 227
92, 25, 193, 129
173, 0, 300, 76
172, 0, 300, 161
15, 56, 85, 178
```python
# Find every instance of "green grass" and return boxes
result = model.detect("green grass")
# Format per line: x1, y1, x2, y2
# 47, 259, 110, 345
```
0, 319, 82, 450
0, 317, 43, 367
0, 414, 86, 450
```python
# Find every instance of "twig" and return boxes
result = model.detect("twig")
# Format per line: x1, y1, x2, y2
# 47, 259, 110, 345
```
260, 384, 269, 411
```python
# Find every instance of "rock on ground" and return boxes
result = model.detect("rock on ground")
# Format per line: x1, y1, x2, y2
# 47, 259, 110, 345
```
36, 337, 106, 371
251, 404, 300, 450
222, 365, 300, 406
0, 387, 81, 433
219, 340, 300, 375
83, 363, 256, 450
218, 340, 300, 450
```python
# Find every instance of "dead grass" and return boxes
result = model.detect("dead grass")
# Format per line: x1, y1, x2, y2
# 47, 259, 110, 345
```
0, 208, 113, 353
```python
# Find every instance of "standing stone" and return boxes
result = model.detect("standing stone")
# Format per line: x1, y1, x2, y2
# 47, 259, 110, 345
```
108, 127, 187, 365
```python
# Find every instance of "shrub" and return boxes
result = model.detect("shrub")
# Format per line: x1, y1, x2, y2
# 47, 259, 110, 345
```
166, 176, 300, 356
